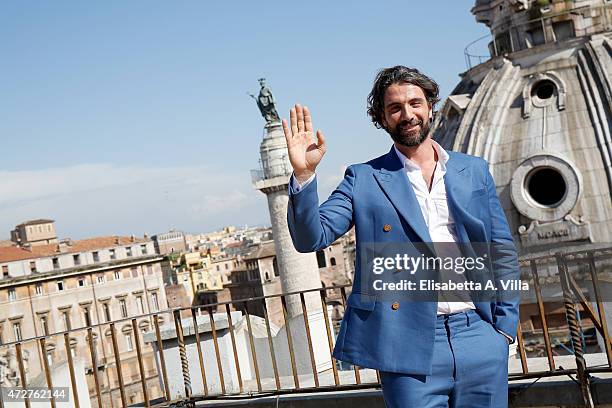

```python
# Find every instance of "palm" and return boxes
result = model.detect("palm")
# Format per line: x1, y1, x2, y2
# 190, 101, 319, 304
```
282, 105, 326, 180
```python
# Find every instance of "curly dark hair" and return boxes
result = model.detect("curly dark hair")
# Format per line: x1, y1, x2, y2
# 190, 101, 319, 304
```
367, 66, 440, 129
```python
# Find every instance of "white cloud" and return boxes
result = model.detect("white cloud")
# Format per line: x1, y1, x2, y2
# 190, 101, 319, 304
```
0, 163, 269, 238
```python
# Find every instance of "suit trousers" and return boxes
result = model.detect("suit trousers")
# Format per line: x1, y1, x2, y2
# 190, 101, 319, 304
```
380, 310, 509, 408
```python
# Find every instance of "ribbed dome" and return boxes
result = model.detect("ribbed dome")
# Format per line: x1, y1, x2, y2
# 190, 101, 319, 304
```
433, 1, 612, 252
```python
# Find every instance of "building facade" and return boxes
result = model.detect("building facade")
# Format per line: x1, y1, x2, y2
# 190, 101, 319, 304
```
0, 235, 169, 407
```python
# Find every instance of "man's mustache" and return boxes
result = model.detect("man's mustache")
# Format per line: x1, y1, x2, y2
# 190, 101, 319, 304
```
399, 118, 423, 128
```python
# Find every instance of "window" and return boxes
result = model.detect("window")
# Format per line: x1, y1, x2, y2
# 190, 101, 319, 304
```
78, 278, 86, 287
97, 275, 105, 284
56, 281, 64, 291
216, 265, 220, 271
119, 299, 128, 318
52, 258, 59, 269
2, 265, 8, 277
131, 267, 138, 278
62, 311, 72, 331
114, 270, 121, 280
92, 252, 99, 262
330, 257, 337, 266
102, 303, 111, 322
83, 308, 91, 327
125, 333, 133, 351
29, 261, 37, 273
40, 316, 49, 336
126, 247, 133, 257
73, 254, 81, 266
225, 263, 229, 270
151, 292, 159, 311
109, 249, 116, 260
146, 265, 153, 275
316, 250, 327, 268
35, 283, 43, 295
13, 323, 22, 342
8, 288, 16, 301
141, 244, 148, 255
136, 296, 144, 315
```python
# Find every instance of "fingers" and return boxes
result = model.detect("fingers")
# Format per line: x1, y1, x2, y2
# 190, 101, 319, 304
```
282, 119, 291, 143
290, 107, 298, 136
296, 104, 305, 133
303, 106, 313, 133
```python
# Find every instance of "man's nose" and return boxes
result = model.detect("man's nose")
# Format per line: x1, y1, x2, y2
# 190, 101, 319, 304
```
400, 106, 416, 122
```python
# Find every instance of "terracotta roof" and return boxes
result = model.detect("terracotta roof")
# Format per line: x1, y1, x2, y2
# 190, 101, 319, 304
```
244, 241, 275, 260
16, 219, 55, 227
0, 236, 150, 263
224, 242, 244, 249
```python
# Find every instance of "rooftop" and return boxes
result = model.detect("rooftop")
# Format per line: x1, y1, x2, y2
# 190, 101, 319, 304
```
15, 218, 55, 227
0, 235, 150, 263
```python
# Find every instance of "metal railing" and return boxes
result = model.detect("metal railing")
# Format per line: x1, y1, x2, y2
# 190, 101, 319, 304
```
464, 3, 612, 69
250, 163, 292, 184
0, 247, 611, 408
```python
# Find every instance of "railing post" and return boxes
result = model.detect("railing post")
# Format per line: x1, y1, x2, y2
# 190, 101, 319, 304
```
173, 309, 192, 399
556, 253, 595, 408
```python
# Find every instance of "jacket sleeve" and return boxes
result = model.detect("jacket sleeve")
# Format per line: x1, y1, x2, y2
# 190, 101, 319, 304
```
287, 166, 355, 253
484, 160, 521, 344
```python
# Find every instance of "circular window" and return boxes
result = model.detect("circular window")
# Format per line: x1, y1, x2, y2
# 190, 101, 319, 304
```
510, 154, 581, 222
525, 167, 566, 207
531, 80, 556, 100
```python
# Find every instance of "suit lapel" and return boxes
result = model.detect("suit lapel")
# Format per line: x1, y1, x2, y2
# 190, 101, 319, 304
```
445, 152, 487, 244
373, 148, 432, 243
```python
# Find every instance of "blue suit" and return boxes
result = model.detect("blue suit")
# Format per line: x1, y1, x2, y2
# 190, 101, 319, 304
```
287, 146, 519, 403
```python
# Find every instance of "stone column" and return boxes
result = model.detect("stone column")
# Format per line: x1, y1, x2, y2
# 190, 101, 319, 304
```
253, 123, 322, 317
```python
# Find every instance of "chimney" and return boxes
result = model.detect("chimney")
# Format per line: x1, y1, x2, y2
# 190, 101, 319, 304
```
130, 235, 135, 242
114, 236, 120, 245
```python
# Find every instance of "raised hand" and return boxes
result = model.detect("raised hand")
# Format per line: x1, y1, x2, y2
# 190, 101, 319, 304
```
282, 104, 327, 184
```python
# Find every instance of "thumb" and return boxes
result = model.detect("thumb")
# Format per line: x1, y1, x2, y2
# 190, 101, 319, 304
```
316, 130, 326, 153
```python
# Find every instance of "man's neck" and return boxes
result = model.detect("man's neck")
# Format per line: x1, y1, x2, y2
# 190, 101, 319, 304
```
394, 138, 438, 167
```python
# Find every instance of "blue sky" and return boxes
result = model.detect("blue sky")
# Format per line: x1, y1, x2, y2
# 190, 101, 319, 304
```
0, 1, 490, 239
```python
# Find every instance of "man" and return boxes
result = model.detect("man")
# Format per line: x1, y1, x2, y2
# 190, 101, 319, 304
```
283, 66, 519, 408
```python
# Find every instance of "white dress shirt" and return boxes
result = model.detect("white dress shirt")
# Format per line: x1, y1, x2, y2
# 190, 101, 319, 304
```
392, 142, 475, 315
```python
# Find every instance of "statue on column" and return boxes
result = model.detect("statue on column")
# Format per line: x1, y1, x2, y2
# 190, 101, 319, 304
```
249, 78, 280, 125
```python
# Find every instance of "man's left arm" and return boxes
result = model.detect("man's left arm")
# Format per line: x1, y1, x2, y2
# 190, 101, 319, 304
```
484, 160, 520, 344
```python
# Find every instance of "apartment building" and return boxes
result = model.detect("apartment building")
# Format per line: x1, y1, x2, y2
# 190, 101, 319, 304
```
0, 235, 168, 407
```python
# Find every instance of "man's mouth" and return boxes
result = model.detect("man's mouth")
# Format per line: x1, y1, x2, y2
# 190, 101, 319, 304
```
399, 121, 422, 132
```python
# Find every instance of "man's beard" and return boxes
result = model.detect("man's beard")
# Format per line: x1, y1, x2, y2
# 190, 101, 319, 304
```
385, 118, 430, 147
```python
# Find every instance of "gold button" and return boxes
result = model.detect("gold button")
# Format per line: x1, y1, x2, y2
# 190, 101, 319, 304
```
391, 302, 400, 310
383, 224, 392, 232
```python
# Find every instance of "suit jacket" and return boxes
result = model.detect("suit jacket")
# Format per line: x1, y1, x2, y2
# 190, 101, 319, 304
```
287, 146, 520, 375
